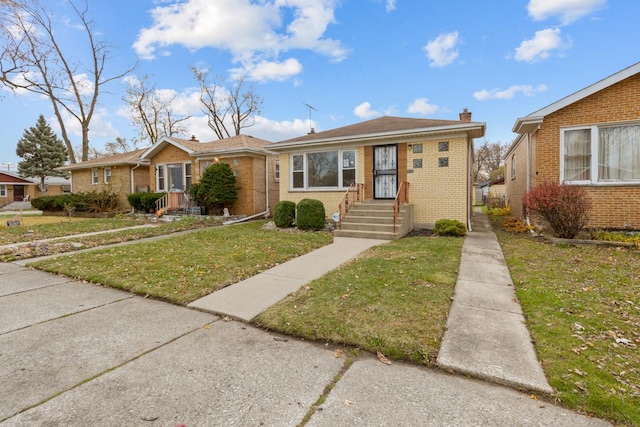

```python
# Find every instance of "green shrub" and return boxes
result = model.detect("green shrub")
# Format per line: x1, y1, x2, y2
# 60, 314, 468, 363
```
139, 192, 165, 211
434, 219, 466, 237
127, 193, 144, 211
273, 201, 296, 228
31, 191, 119, 213
296, 199, 326, 231
189, 163, 238, 215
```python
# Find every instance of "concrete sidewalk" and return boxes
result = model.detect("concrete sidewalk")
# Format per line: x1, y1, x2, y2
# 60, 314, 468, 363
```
188, 236, 386, 321
1, 262, 609, 426
438, 210, 554, 394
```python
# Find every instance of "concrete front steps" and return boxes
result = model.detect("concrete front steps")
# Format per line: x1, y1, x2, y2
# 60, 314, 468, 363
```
334, 201, 413, 240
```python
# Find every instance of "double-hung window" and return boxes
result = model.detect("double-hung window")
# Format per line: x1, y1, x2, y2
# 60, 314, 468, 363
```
562, 123, 640, 184
291, 149, 356, 190
0, 185, 6, 197
91, 168, 99, 185
156, 163, 192, 192
104, 167, 112, 184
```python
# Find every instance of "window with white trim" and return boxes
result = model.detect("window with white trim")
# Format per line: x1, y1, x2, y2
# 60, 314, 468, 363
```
290, 149, 356, 190
511, 154, 516, 179
561, 123, 640, 184
91, 168, 99, 185
0, 184, 6, 197
156, 162, 192, 192
275, 160, 280, 182
104, 167, 112, 184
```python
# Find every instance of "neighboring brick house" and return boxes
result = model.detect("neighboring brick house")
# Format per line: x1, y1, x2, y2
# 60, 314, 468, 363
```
139, 135, 279, 216
504, 62, 640, 229
0, 170, 70, 206
270, 113, 485, 230
59, 148, 150, 211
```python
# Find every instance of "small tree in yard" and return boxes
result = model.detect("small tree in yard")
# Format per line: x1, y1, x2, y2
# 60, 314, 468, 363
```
522, 181, 591, 239
189, 163, 238, 215
16, 115, 69, 194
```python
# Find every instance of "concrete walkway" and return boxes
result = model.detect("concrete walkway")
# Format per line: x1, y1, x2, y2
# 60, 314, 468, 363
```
1, 261, 609, 426
188, 236, 386, 321
438, 210, 554, 394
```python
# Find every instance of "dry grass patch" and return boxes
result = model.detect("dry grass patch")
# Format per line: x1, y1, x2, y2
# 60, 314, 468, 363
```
254, 235, 463, 365
29, 221, 333, 305
491, 217, 640, 426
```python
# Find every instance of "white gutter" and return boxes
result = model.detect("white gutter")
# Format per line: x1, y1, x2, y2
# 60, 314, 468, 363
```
467, 138, 473, 231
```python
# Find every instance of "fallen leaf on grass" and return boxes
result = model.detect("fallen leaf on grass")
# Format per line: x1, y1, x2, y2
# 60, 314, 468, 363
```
377, 351, 392, 365
334, 349, 344, 358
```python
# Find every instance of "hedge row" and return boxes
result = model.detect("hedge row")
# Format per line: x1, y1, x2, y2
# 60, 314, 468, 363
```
31, 190, 119, 213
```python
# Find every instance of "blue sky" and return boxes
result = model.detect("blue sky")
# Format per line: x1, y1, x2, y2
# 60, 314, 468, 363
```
1, 0, 638, 167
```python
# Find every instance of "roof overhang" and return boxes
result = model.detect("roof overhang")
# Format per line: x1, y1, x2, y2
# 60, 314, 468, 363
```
270, 122, 486, 151
59, 159, 149, 171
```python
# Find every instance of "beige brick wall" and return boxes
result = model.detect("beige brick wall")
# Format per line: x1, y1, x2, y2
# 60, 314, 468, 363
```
531, 73, 640, 228
407, 136, 469, 227
504, 134, 535, 220
278, 138, 471, 227
71, 166, 147, 210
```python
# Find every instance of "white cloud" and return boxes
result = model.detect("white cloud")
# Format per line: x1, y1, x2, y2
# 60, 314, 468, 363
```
133, 0, 347, 81
527, 0, 606, 25
50, 107, 119, 139
385, 0, 397, 12
514, 28, 571, 62
353, 102, 381, 119
231, 58, 303, 82
424, 31, 459, 67
473, 84, 548, 101
406, 98, 439, 115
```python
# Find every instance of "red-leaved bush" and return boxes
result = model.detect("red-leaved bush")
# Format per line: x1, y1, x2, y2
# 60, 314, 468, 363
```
522, 182, 591, 239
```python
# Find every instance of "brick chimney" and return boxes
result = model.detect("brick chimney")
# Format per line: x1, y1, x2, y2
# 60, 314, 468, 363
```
190, 135, 199, 142
459, 108, 472, 122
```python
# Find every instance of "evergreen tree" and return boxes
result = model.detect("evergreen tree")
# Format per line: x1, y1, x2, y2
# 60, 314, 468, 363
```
16, 115, 69, 194
188, 162, 239, 215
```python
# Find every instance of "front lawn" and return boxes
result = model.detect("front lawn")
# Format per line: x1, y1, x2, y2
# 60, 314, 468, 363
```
0, 215, 147, 245
29, 221, 333, 305
491, 217, 639, 426
254, 235, 463, 365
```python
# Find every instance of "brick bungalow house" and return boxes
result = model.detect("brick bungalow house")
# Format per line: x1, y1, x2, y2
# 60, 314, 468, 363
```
59, 148, 150, 211
270, 112, 485, 237
504, 61, 640, 229
139, 134, 279, 216
1, 170, 70, 206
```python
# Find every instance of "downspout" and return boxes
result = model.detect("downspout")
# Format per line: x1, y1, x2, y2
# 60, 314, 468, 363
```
223, 154, 271, 225
525, 132, 534, 233
128, 163, 141, 214
467, 137, 473, 231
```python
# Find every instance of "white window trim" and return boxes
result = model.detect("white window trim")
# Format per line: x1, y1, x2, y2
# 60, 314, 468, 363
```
275, 160, 280, 182
0, 184, 6, 197
156, 162, 192, 192
511, 154, 516, 179
104, 167, 112, 184
560, 124, 640, 185
289, 149, 357, 191
91, 168, 99, 185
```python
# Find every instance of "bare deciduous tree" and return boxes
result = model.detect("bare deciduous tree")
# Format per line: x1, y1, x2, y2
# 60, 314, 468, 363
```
104, 136, 136, 155
0, 0, 134, 163
192, 67, 263, 140
123, 74, 190, 144
474, 139, 508, 182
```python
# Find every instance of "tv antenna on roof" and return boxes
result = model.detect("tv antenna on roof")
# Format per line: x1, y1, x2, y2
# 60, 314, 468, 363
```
304, 103, 316, 133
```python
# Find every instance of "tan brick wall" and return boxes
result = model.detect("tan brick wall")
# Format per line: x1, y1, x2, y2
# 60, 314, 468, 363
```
504, 134, 535, 220
149, 145, 191, 192
279, 138, 471, 227
69, 166, 150, 210
407, 136, 469, 227
532, 73, 640, 228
